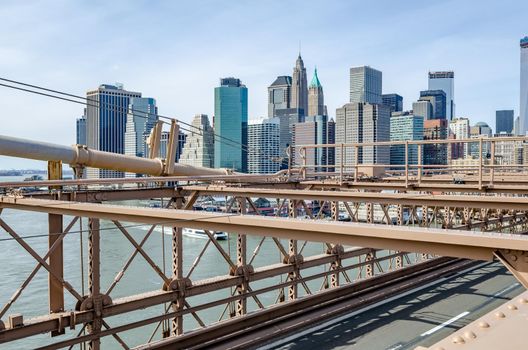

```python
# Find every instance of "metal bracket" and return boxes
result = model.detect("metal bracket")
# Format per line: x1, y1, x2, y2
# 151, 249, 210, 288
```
230, 264, 254, 281
75, 294, 112, 313
495, 249, 528, 288
163, 277, 192, 295
283, 254, 304, 266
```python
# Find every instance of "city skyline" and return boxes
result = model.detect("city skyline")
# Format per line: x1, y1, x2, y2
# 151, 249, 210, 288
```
0, 0, 527, 168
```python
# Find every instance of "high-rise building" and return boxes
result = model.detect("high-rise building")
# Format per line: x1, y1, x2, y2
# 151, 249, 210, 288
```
520, 37, 528, 135
382, 94, 403, 113
86, 84, 142, 178
468, 122, 492, 158
76, 110, 86, 145
419, 90, 447, 119
214, 78, 248, 172
179, 114, 214, 168
308, 68, 325, 117
247, 118, 280, 174
412, 100, 433, 120
514, 116, 521, 135
449, 118, 470, 159
428, 71, 454, 120
389, 112, 423, 166
349, 66, 382, 104
124, 97, 158, 159
335, 103, 390, 168
291, 54, 308, 116
275, 108, 304, 162
423, 119, 449, 166
267, 76, 291, 118
496, 110, 514, 134
293, 115, 335, 173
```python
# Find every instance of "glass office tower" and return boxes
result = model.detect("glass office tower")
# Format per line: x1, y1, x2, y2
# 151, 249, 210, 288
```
428, 71, 454, 120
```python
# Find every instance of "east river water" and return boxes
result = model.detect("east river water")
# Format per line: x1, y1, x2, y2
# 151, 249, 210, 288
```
0, 175, 330, 349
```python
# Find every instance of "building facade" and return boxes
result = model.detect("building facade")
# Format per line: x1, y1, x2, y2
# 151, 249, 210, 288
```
179, 114, 214, 168
124, 97, 158, 159
214, 78, 248, 172
412, 100, 433, 120
382, 94, 403, 113
76, 111, 86, 145
423, 119, 449, 166
468, 122, 492, 158
419, 90, 446, 120
86, 84, 142, 178
267, 76, 291, 118
389, 112, 423, 166
520, 37, 528, 135
307, 68, 325, 117
293, 115, 335, 173
428, 71, 454, 120
349, 66, 382, 104
449, 118, 470, 159
496, 110, 514, 134
247, 118, 280, 174
291, 55, 308, 116
335, 103, 390, 170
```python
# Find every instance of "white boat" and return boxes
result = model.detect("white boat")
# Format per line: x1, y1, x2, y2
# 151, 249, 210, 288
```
182, 228, 228, 240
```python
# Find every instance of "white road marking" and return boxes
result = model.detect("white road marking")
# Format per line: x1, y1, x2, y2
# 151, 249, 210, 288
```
493, 282, 519, 297
420, 311, 470, 337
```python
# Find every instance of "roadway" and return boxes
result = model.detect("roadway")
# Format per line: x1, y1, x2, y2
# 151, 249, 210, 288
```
263, 261, 524, 350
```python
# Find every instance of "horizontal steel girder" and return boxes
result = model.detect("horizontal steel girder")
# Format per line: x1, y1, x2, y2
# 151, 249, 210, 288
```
182, 185, 528, 211
1, 197, 528, 261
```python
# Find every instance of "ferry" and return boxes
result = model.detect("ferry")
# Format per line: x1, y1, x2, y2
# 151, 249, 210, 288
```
182, 228, 228, 240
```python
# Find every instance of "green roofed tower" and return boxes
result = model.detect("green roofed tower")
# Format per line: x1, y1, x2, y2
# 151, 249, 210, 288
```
308, 67, 325, 117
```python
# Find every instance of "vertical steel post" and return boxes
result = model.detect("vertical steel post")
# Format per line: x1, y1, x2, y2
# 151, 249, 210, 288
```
354, 145, 359, 182
47, 161, 64, 336
340, 144, 344, 184
490, 140, 495, 185
288, 199, 298, 300
404, 141, 409, 187
417, 144, 422, 184
479, 137, 483, 189
171, 197, 184, 336
87, 218, 101, 350
236, 198, 247, 316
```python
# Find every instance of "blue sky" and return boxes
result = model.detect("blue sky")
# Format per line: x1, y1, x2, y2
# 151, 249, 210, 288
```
0, 0, 527, 168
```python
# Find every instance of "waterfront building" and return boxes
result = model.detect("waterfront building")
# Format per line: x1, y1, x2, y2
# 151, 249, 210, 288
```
419, 90, 446, 120
293, 115, 335, 173
449, 117, 470, 159
180, 114, 214, 168
291, 54, 308, 116
267, 76, 291, 118
423, 119, 449, 166
520, 37, 528, 135
308, 68, 325, 117
349, 66, 382, 104
428, 71, 454, 120
389, 112, 423, 166
86, 84, 142, 178
214, 78, 248, 172
382, 94, 403, 113
247, 118, 280, 174
496, 110, 514, 134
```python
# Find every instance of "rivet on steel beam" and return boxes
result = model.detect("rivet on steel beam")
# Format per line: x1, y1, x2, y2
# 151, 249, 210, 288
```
464, 331, 476, 339
478, 321, 490, 328
434, 347, 446, 350
510, 255, 518, 261
495, 311, 506, 319
519, 298, 528, 304
507, 304, 518, 310
452, 335, 465, 344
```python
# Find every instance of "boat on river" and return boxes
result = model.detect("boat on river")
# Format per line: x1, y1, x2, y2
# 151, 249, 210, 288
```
182, 228, 228, 240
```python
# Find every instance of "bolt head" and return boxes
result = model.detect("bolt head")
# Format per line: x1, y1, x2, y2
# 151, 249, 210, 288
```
495, 311, 506, 319
478, 321, 490, 328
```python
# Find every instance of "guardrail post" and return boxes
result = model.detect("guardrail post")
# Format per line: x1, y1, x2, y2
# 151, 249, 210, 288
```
417, 144, 422, 184
354, 145, 359, 182
171, 197, 184, 336
404, 141, 409, 187
340, 143, 344, 184
87, 218, 101, 350
490, 140, 495, 186
236, 198, 248, 316
287, 200, 298, 300
479, 137, 483, 190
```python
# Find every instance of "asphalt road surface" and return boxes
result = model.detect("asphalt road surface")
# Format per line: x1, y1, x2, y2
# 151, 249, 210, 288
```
266, 261, 524, 350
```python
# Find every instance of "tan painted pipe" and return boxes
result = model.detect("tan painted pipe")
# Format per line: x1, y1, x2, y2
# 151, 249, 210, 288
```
0, 134, 230, 176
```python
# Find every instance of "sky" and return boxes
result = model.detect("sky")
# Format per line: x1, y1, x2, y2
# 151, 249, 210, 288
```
0, 0, 527, 169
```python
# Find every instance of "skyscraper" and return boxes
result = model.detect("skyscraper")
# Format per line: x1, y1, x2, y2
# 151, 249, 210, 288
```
307, 68, 325, 117
124, 97, 158, 159
76, 110, 86, 145
423, 119, 449, 166
419, 90, 447, 120
179, 114, 214, 168
389, 112, 423, 166
428, 71, 454, 120
382, 94, 403, 113
519, 37, 528, 135
335, 103, 390, 168
293, 115, 334, 173
412, 100, 433, 120
214, 78, 248, 172
86, 84, 142, 178
496, 110, 514, 134
247, 118, 280, 174
291, 54, 308, 116
267, 76, 291, 118
349, 66, 382, 104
